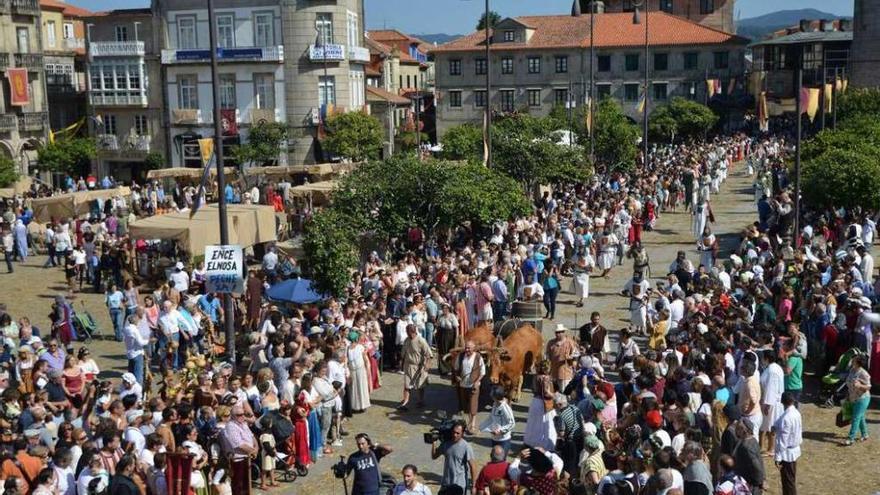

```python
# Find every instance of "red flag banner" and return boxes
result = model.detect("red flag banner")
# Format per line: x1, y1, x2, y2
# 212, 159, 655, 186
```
7, 69, 29, 106
221, 108, 238, 135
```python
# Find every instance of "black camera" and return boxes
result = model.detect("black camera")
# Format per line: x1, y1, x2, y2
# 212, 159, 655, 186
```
423, 418, 459, 444
332, 456, 348, 479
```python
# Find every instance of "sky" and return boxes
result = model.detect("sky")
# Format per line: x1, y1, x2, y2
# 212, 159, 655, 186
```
70, 0, 855, 33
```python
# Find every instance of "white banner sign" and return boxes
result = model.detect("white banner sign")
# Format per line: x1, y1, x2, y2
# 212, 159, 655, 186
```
205, 244, 244, 294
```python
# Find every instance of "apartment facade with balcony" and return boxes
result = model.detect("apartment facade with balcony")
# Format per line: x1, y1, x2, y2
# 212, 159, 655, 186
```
281, 0, 367, 164
0, 0, 49, 175
431, 13, 747, 137
156, 0, 286, 168
40, 0, 90, 133
84, 8, 165, 182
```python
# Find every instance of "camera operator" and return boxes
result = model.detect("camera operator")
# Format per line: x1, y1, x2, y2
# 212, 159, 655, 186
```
430, 421, 475, 493
341, 432, 393, 495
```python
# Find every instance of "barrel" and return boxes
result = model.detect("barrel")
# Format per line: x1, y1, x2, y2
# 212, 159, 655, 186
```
511, 301, 543, 319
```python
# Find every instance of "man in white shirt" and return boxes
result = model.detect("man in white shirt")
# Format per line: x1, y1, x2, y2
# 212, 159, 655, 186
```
123, 410, 147, 454
169, 261, 189, 293
773, 392, 802, 495
159, 301, 182, 370
123, 311, 150, 385
668, 289, 685, 330
857, 245, 874, 284
262, 246, 278, 275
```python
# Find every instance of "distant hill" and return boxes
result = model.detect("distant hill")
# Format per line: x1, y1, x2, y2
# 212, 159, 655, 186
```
412, 33, 461, 46
737, 8, 851, 40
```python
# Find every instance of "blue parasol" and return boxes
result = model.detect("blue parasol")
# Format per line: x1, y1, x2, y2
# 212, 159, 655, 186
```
265, 278, 325, 304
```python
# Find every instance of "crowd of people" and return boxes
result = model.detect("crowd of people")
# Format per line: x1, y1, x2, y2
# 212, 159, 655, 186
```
0, 126, 874, 495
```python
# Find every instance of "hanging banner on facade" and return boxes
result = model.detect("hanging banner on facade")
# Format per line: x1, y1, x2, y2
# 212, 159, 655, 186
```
6, 69, 29, 106
221, 109, 238, 135
198, 138, 214, 165
824, 84, 833, 113
205, 245, 244, 294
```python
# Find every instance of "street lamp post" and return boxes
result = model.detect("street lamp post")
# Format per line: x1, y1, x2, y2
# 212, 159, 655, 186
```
206, 0, 235, 365
633, 1, 649, 167
484, 0, 492, 168
590, 1, 595, 161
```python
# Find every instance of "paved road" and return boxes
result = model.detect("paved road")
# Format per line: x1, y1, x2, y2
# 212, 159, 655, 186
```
3, 165, 877, 494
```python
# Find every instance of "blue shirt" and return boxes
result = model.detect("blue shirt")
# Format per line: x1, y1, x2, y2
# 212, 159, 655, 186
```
199, 296, 221, 323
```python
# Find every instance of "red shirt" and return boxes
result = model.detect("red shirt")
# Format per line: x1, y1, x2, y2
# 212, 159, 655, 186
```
475, 460, 513, 493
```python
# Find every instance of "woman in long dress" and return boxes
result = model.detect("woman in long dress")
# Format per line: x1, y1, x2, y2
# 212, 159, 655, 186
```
346, 332, 371, 412
596, 228, 617, 278
297, 373, 323, 462
523, 360, 557, 451
692, 194, 710, 241
571, 250, 594, 308
697, 227, 716, 270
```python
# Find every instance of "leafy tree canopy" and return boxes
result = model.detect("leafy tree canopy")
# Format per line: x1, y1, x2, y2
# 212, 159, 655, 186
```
836, 88, 880, 125
593, 99, 639, 171
0, 156, 18, 188
439, 123, 483, 162
802, 146, 880, 210
323, 111, 384, 162
233, 122, 289, 167
477, 10, 501, 30
649, 97, 718, 142
302, 209, 360, 297
36, 138, 96, 175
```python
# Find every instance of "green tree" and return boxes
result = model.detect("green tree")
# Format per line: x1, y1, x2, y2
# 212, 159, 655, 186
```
396, 130, 429, 153
0, 156, 18, 188
802, 147, 880, 210
302, 209, 359, 297
837, 88, 880, 125
439, 123, 483, 162
491, 114, 589, 193
143, 151, 165, 170
36, 138, 96, 175
438, 162, 532, 232
232, 122, 289, 166
476, 10, 501, 30
648, 105, 678, 142
323, 111, 384, 162
593, 99, 639, 171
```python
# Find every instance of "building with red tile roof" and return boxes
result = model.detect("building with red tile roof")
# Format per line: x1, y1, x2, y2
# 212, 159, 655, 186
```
431, 12, 747, 136
40, 0, 92, 134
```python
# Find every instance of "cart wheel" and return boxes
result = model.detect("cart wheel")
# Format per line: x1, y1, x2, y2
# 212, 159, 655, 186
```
296, 465, 309, 477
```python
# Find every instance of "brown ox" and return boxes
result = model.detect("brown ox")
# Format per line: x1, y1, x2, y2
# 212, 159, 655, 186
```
487, 324, 543, 402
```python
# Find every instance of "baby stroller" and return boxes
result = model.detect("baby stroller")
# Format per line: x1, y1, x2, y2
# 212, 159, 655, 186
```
72, 302, 102, 342
818, 347, 866, 407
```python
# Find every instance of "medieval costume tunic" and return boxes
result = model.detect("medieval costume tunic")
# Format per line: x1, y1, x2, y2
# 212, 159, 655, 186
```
523, 371, 557, 451
402, 334, 432, 391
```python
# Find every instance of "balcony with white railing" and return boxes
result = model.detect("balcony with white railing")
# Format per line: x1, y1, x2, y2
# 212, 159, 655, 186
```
14, 53, 43, 71
89, 92, 148, 107
10, 0, 39, 16
89, 41, 145, 58
96, 134, 119, 151
348, 46, 370, 63
63, 38, 86, 51
161, 45, 284, 64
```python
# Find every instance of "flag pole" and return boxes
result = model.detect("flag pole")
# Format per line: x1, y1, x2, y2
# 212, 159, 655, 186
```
207, 0, 235, 365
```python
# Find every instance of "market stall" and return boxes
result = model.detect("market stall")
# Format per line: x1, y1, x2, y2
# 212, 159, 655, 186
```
128, 204, 280, 282
288, 180, 338, 207
30, 186, 131, 223
146, 167, 240, 180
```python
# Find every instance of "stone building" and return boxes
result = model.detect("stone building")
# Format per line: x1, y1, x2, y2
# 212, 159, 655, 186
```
40, 0, 90, 133
0, 0, 48, 175
851, 0, 880, 88
430, 12, 747, 137
281, 0, 368, 164
84, 8, 166, 181
155, 0, 287, 168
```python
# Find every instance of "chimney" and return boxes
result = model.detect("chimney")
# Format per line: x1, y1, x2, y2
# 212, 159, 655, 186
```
839, 19, 852, 31
799, 19, 812, 32
592, 1, 605, 14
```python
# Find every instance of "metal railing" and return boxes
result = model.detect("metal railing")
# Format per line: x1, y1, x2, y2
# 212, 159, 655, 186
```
0, 53, 8, 70
14, 53, 43, 70
18, 112, 46, 131
10, 0, 38, 15
0, 115, 17, 132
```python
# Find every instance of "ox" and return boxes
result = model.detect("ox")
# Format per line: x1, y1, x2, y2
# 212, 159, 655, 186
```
486, 324, 543, 402
443, 322, 544, 402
